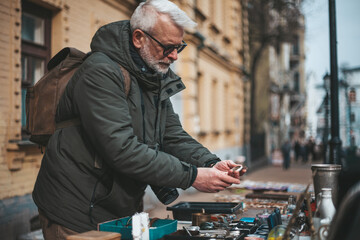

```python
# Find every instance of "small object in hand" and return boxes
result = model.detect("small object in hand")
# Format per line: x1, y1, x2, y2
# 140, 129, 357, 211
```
232, 165, 243, 172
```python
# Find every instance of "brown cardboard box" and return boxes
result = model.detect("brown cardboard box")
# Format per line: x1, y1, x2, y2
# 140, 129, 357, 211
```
66, 230, 121, 240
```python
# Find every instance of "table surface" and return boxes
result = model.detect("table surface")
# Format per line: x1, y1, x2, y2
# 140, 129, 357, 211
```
146, 188, 296, 221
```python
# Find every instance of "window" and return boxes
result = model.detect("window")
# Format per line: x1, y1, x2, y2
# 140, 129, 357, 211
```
350, 112, 355, 123
349, 88, 356, 102
197, 72, 207, 135
21, 0, 51, 137
294, 72, 300, 93
212, 79, 218, 133
292, 35, 299, 55
224, 83, 231, 132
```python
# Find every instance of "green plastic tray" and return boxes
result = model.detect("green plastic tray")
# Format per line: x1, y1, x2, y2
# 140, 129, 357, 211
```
98, 217, 177, 240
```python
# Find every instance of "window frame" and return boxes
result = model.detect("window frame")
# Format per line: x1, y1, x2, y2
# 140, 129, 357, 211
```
21, 0, 52, 76
21, 0, 52, 137
349, 88, 356, 103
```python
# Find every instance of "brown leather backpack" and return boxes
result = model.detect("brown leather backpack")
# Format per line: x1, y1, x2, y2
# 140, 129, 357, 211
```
26, 47, 130, 147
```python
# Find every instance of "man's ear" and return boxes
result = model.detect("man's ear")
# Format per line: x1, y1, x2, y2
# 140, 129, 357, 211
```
132, 29, 144, 49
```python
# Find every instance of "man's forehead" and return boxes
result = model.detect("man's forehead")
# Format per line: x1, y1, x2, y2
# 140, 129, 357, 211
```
153, 13, 183, 34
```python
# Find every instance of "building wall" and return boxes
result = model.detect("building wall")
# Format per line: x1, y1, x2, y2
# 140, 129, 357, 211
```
0, 0, 248, 238
253, 18, 306, 160
341, 68, 360, 147
175, 0, 247, 160
339, 85, 350, 146
1, 0, 27, 198
241, 0, 251, 163
348, 70, 360, 146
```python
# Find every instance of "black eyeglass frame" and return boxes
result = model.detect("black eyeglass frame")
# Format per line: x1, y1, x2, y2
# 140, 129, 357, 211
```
141, 29, 187, 57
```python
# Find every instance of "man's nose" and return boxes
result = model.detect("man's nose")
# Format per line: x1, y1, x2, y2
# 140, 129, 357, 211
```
167, 49, 178, 61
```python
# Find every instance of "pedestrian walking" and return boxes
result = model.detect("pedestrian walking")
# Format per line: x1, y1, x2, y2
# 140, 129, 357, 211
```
294, 139, 301, 162
281, 139, 292, 170
307, 136, 316, 161
300, 138, 308, 163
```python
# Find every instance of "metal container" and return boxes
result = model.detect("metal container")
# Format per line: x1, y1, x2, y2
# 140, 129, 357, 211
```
192, 213, 211, 226
311, 164, 342, 206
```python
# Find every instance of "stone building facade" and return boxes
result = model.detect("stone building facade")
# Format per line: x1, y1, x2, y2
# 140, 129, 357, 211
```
0, 0, 248, 238
250, 13, 306, 162
340, 67, 360, 148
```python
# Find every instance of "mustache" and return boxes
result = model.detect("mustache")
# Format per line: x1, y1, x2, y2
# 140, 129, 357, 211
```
159, 60, 174, 65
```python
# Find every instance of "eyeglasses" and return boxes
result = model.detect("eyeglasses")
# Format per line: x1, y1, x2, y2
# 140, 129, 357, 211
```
141, 30, 187, 57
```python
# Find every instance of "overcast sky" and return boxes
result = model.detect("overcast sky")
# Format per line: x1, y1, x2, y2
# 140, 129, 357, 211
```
304, 0, 360, 136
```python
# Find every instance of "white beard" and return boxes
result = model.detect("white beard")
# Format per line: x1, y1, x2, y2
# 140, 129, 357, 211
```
139, 40, 173, 74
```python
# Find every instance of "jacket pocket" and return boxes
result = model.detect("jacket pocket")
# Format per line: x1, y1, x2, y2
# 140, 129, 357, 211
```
92, 175, 146, 217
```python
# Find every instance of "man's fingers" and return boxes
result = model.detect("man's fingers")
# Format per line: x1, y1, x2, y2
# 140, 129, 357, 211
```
240, 167, 247, 176
227, 161, 239, 169
192, 167, 242, 193
219, 171, 240, 184
210, 184, 229, 192
216, 180, 232, 189
228, 171, 241, 179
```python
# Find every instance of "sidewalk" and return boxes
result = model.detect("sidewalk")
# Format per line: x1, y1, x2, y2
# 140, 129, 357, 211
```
243, 159, 316, 185
146, 158, 318, 219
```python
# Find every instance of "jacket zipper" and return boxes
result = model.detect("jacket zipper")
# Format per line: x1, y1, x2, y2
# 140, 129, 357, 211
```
89, 171, 107, 224
154, 80, 162, 151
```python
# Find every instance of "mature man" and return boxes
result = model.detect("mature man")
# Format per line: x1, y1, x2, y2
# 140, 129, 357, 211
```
33, 0, 245, 238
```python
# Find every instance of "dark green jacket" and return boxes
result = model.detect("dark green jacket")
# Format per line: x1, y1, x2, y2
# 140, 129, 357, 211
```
32, 20, 219, 232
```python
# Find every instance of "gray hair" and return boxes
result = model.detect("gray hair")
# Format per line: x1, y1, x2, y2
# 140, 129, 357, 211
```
130, 0, 197, 32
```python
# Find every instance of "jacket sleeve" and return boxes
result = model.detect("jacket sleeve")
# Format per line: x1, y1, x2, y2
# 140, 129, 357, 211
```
72, 59, 195, 189
162, 99, 220, 167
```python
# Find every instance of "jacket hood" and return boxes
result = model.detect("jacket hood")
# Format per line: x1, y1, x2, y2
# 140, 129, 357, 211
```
90, 20, 136, 72
90, 20, 181, 91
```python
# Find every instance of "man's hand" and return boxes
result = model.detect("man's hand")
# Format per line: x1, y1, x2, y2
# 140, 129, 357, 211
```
192, 167, 241, 193
213, 160, 247, 179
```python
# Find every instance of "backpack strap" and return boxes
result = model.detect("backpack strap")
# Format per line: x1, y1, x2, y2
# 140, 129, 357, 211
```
47, 47, 87, 71
118, 64, 131, 97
